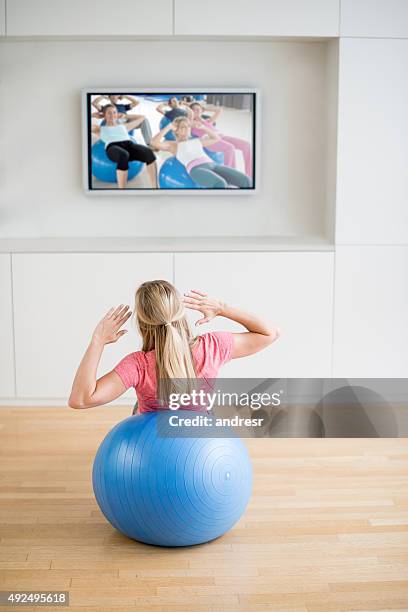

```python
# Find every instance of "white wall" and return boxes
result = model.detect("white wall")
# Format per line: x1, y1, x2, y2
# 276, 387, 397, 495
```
12, 253, 173, 398
176, 252, 334, 378
333, 247, 408, 377
0, 0, 5, 36
0, 40, 332, 241
325, 39, 339, 242
331, 32, 408, 376
336, 38, 408, 245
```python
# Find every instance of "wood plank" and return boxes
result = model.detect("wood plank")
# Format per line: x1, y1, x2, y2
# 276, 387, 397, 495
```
0, 407, 407, 609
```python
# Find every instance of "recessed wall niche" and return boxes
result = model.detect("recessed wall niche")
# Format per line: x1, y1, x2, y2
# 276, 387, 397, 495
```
0, 38, 338, 250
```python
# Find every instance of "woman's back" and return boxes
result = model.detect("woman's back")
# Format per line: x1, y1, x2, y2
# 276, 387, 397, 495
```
114, 331, 233, 412
68, 283, 279, 412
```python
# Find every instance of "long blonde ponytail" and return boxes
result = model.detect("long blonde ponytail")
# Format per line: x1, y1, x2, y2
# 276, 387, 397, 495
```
135, 280, 197, 405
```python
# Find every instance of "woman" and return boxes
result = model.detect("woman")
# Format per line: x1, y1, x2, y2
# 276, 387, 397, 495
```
68, 281, 280, 412
92, 94, 152, 144
190, 102, 253, 179
150, 117, 251, 189
92, 105, 157, 188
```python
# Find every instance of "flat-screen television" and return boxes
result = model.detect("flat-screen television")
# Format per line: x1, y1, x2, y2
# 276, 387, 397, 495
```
82, 89, 258, 194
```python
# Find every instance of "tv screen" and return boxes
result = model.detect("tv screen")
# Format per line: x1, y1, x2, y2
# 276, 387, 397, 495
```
82, 89, 258, 194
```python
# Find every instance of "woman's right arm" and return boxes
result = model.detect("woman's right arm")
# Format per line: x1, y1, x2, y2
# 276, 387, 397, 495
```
68, 305, 131, 409
217, 303, 280, 357
150, 122, 177, 153
183, 290, 280, 358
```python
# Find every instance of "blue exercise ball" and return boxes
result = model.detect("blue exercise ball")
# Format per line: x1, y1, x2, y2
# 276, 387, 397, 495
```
159, 116, 176, 141
204, 148, 224, 164
91, 140, 143, 183
159, 157, 199, 189
159, 152, 224, 189
92, 412, 252, 547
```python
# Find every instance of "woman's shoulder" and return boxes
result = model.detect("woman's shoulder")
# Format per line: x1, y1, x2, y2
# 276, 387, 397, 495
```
117, 349, 154, 367
114, 349, 155, 388
192, 330, 234, 366
194, 330, 233, 343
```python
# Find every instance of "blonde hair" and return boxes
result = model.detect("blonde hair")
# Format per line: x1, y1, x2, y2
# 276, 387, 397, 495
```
172, 116, 190, 135
134, 280, 197, 406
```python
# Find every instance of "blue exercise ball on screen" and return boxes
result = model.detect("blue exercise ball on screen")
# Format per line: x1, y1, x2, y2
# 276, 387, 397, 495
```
159, 151, 224, 189
91, 140, 143, 183
204, 148, 224, 164
159, 157, 199, 189
92, 412, 252, 547
159, 116, 176, 141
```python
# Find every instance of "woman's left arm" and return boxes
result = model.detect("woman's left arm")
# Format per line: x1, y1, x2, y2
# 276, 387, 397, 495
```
68, 305, 131, 409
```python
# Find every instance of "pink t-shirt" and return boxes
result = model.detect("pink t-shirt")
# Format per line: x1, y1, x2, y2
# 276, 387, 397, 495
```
114, 331, 234, 413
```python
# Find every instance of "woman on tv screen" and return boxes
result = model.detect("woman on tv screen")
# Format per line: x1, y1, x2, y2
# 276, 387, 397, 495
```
150, 117, 251, 189
92, 105, 158, 188
86, 91, 256, 191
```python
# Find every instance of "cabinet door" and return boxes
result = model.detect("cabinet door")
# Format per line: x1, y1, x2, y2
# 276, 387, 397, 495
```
341, 0, 408, 38
0, 255, 15, 398
12, 254, 173, 398
175, 252, 334, 378
336, 38, 408, 244
175, 0, 339, 36
333, 246, 408, 377
7, 0, 173, 36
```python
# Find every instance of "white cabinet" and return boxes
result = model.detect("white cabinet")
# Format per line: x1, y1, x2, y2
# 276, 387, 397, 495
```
12, 254, 173, 398
336, 38, 408, 245
6, 0, 173, 36
341, 0, 408, 38
175, 0, 339, 36
0, 255, 15, 397
175, 252, 334, 378
333, 246, 408, 377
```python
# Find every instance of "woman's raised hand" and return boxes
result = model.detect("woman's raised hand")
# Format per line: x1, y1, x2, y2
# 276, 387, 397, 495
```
182, 290, 225, 326
92, 305, 132, 345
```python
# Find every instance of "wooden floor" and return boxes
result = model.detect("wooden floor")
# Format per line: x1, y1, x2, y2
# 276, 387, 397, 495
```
0, 407, 408, 612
